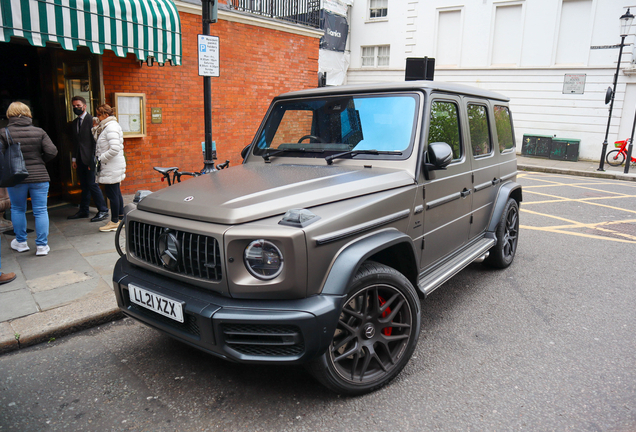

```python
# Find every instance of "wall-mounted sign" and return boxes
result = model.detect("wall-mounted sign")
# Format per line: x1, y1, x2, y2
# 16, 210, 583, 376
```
114, 92, 146, 137
198, 34, 220, 77
151, 107, 162, 124
563, 74, 586, 94
320, 11, 348, 52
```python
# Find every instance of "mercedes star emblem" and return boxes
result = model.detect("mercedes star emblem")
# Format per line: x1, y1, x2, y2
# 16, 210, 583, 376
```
157, 230, 180, 271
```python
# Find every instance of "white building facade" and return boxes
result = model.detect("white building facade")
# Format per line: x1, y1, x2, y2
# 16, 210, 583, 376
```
346, 0, 636, 161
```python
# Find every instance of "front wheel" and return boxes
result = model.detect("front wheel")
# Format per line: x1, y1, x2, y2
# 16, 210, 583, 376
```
606, 150, 625, 167
307, 262, 421, 395
484, 198, 519, 269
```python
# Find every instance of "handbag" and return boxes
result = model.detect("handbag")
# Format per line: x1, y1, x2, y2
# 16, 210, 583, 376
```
0, 128, 29, 187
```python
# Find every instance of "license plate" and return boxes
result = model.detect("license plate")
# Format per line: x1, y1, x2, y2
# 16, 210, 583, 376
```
129, 284, 184, 323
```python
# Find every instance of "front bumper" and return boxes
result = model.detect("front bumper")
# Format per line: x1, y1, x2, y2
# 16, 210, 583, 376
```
113, 258, 346, 364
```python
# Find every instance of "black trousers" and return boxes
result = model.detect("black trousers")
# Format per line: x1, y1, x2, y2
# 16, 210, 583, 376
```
77, 158, 108, 213
103, 183, 124, 223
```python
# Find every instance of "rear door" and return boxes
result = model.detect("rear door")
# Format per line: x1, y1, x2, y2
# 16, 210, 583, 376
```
420, 95, 473, 269
464, 99, 499, 239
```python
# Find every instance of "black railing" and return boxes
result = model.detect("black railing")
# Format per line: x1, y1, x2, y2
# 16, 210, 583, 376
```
227, 0, 321, 28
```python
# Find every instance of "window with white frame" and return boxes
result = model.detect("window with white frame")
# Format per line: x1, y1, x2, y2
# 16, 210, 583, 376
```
369, 0, 388, 19
361, 46, 390, 67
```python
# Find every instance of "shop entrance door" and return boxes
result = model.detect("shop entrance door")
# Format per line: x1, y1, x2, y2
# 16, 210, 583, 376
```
0, 41, 101, 202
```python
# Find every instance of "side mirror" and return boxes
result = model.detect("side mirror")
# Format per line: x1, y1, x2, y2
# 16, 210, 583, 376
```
241, 144, 251, 160
428, 142, 453, 168
422, 142, 453, 180
605, 86, 613, 105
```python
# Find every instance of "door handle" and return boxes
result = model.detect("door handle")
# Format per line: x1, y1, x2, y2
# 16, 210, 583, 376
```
461, 188, 471, 198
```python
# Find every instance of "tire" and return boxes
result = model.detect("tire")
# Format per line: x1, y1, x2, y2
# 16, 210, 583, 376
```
307, 261, 421, 395
606, 150, 625, 167
484, 198, 519, 269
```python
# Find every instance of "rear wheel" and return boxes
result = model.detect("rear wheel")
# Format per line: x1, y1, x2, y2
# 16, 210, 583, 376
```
484, 198, 519, 269
307, 262, 421, 395
606, 150, 625, 167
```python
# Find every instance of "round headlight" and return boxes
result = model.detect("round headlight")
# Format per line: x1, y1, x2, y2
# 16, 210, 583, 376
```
244, 239, 284, 280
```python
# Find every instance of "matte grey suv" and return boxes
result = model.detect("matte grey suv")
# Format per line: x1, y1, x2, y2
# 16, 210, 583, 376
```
113, 81, 521, 395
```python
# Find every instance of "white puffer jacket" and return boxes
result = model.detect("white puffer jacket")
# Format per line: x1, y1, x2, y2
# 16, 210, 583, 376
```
94, 117, 126, 184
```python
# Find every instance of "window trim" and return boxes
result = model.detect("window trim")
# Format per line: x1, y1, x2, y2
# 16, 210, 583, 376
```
360, 45, 391, 68
368, 0, 388, 21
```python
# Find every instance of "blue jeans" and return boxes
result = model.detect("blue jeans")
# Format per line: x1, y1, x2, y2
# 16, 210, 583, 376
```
7, 182, 50, 246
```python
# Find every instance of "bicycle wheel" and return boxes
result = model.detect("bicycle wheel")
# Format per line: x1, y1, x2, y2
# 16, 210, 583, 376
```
606, 150, 625, 167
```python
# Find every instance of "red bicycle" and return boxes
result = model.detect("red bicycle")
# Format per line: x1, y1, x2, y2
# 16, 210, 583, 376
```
606, 139, 636, 167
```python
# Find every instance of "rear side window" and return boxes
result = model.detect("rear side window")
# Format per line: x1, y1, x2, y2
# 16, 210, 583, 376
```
429, 101, 461, 160
494, 105, 514, 152
467, 104, 492, 157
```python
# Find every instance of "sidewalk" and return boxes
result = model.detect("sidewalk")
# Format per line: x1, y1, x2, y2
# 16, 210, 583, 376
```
0, 196, 133, 353
1, 156, 635, 354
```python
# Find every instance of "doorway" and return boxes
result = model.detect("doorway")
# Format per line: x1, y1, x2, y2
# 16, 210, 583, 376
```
0, 40, 102, 202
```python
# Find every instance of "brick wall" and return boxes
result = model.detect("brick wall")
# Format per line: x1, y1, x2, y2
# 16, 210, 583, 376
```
102, 11, 319, 194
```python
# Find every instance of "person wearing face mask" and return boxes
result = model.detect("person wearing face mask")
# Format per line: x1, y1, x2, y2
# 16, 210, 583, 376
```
68, 96, 109, 222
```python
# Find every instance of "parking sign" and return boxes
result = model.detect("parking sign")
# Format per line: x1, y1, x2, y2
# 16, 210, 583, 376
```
198, 34, 219, 77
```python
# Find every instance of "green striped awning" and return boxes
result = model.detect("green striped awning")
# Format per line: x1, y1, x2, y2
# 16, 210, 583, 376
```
0, 0, 182, 65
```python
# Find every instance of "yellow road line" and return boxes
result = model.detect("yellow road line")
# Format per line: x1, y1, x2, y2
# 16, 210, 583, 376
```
520, 225, 636, 243
521, 208, 586, 226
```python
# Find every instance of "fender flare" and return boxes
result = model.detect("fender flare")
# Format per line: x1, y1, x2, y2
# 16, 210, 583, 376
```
320, 228, 418, 296
487, 181, 523, 233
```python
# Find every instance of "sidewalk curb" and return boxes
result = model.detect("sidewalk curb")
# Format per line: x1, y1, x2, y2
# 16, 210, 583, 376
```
518, 163, 636, 182
0, 290, 124, 354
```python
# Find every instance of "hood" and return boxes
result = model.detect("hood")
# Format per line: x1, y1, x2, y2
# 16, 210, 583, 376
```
137, 163, 415, 224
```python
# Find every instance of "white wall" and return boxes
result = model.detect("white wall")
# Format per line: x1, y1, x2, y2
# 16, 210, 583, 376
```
346, 0, 636, 161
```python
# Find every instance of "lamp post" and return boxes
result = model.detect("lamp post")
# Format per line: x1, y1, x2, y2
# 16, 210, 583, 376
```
598, 8, 634, 171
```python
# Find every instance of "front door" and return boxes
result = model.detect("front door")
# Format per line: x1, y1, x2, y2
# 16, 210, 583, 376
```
420, 95, 473, 269
0, 42, 101, 201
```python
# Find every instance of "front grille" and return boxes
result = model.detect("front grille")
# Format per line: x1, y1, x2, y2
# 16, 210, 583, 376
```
128, 221, 222, 281
222, 324, 305, 357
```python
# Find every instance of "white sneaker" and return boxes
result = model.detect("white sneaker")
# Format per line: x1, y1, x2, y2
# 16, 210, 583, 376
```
11, 239, 30, 252
36, 245, 50, 256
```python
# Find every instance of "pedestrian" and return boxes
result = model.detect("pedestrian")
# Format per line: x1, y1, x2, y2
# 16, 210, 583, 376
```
93, 104, 125, 232
68, 96, 109, 222
0, 187, 15, 284
0, 101, 58, 258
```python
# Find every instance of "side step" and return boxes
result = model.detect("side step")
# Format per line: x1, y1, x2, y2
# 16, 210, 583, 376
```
418, 236, 496, 297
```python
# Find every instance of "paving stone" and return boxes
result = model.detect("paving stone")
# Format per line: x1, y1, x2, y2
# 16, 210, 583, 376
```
0, 288, 38, 321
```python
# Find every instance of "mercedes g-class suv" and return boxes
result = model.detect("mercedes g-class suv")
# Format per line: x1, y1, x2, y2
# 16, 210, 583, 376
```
113, 81, 521, 395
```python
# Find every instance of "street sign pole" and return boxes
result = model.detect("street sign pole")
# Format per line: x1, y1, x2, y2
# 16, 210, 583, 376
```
201, 0, 218, 173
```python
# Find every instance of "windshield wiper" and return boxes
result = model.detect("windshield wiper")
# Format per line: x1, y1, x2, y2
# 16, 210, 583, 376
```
325, 150, 403, 165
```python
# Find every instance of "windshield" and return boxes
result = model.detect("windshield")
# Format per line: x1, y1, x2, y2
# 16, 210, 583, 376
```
253, 93, 419, 160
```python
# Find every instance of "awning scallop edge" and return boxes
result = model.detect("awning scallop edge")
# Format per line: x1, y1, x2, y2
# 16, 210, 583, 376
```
0, 0, 182, 65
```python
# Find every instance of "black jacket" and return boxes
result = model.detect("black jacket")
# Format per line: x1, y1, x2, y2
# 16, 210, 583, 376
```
72, 113, 96, 166
0, 116, 58, 183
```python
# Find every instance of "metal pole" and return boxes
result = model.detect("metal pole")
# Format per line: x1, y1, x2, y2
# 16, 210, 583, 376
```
625, 114, 635, 173
598, 35, 626, 171
202, 0, 216, 173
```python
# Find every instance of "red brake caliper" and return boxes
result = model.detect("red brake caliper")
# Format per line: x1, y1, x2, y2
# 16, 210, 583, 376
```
378, 296, 392, 336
